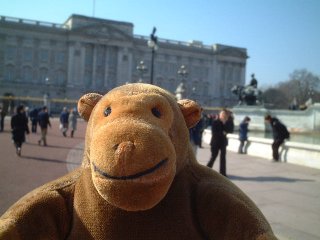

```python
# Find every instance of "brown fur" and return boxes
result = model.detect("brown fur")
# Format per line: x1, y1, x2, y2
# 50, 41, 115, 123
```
0, 83, 277, 239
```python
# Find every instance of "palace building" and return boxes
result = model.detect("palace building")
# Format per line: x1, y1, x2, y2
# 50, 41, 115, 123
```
0, 14, 248, 113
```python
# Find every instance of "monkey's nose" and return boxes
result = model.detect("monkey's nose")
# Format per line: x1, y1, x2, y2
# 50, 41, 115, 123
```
115, 141, 135, 162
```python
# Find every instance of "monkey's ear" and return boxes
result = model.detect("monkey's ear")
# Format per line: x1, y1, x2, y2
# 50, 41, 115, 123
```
178, 99, 202, 129
77, 93, 103, 121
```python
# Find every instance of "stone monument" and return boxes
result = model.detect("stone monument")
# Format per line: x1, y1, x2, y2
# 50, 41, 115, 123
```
231, 74, 262, 106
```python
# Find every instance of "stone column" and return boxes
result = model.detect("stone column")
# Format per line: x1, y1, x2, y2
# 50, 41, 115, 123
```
103, 46, 109, 88
66, 41, 84, 98
79, 43, 86, 87
91, 44, 97, 88
116, 47, 132, 85
67, 41, 75, 87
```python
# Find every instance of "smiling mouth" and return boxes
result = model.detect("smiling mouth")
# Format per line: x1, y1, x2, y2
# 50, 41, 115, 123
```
92, 159, 168, 180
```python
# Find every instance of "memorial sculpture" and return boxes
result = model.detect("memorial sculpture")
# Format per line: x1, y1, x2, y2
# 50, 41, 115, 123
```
231, 74, 263, 105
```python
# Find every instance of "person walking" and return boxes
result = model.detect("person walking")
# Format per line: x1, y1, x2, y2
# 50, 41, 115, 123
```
68, 107, 77, 138
38, 106, 51, 146
11, 105, 29, 156
207, 109, 234, 177
59, 107, 69, 137
190, 115, 205, 150
29, 107, 39, 133
0, 105, 7, 132
238, 116, 251, 154
264, 114, 290, 162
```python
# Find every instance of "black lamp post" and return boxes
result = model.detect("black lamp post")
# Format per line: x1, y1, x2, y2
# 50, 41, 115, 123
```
136, 61, 148, 82
148, 27, 158, 85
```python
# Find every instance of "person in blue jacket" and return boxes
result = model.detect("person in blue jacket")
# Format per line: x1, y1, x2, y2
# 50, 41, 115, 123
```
59, 107, 69, 137
238, 116, 251, 154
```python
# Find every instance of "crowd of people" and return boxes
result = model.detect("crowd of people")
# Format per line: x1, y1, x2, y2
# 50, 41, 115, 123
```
3, 103, 291, 173
189, 109, 290, 177
59, 106, 78, 138
3, 105, 79, 156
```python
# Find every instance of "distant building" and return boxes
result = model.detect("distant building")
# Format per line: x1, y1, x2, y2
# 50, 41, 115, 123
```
0, 14, 248, 112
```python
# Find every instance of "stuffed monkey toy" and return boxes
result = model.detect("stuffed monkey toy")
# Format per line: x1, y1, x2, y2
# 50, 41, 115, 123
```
0, 83, 277, 239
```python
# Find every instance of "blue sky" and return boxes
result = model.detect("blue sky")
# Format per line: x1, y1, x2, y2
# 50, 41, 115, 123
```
1, 0, 319, 88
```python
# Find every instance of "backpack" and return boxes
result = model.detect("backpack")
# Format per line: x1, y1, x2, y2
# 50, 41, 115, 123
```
279, 122, 290, 139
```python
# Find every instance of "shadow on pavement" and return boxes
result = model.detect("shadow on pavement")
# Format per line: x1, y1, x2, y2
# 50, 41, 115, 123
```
25, 142, 83, 151
228, 175, 314, 183
21, 156, 81, 166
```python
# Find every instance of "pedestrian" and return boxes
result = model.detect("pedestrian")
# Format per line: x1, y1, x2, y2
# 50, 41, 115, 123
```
29, 107, 39, 133
68, 107, 77, 138
38, 106, 51, 146
0, 105, 6, 132
59, 107, 69, 137
196, 114, 206, 148
264, 114, 290, 162
238, 116, 251, 154
0, 106, 2, 132
11, 105, 29, 156
207, 109, 234, 177
190, 115, 205, 149
189, 129, 198, 154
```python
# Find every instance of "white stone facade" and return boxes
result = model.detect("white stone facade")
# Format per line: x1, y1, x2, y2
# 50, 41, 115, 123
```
0, 15, 247, 112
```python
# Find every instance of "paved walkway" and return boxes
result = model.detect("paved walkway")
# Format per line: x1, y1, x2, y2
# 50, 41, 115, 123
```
196, 147, 320, 240
0, 118, 319, 240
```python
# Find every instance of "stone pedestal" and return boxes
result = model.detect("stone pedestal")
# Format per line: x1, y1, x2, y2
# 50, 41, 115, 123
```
231, 103, 320, 133
231, 105, 270, 131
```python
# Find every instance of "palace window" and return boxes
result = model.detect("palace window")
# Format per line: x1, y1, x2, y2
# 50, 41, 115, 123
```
56, 70, 66, 85
96, 49, 105, 66
22, 66, 33, 82
84, 70, 92, 88
39, 49, 49, 62
5, 46, 17, 61
85, 45, 93, 67
55, 51, 65, 64
4, 64, 15, 81
23, 48, 33, 62
39, 68, 48, 83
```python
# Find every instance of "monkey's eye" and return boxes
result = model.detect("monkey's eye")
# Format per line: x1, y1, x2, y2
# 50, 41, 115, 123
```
151, 107, 161, 118
104, 107, 112, 116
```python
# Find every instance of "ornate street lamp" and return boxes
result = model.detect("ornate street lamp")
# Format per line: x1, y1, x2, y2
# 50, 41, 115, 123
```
147, 27, 158, 85
136, 61, 148, 82
175, 65, 188, 100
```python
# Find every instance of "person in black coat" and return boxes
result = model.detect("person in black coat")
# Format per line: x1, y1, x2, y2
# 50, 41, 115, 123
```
11, 105, 29, 156
265, 114, 290, 161
207, 109, 234, 176
29, 107, 39, 133
38, 106, 51, 146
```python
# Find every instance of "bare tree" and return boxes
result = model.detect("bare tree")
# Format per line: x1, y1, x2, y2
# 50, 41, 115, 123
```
262, 88, 289, 109
263, 69, 319, 109
282, 69, 319, 106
